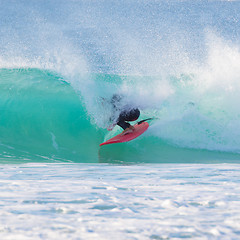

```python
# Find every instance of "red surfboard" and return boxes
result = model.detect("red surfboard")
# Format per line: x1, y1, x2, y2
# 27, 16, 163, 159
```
100, 121, 149, 146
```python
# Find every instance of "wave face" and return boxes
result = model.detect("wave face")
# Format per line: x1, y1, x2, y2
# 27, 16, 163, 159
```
0, 69, 103, 162
1, 1, 240, 163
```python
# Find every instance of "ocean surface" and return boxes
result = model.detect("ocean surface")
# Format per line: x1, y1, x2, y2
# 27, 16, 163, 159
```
1, 0, 240, 239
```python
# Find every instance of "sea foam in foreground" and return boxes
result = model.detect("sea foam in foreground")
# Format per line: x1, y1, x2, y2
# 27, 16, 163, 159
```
0, 163, 240, 239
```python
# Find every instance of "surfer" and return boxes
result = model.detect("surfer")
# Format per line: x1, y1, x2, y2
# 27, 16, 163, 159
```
108, 94, 140, 135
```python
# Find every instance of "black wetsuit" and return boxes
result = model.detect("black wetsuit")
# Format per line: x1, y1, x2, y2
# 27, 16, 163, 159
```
117, 108, 140, 130
111, 94, 140, 130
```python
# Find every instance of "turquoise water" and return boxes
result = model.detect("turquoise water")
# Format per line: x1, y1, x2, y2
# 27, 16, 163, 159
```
1, 1, 240, 164
1, 1, 240, 239
0, 68, 102, 163
1, 68, 240, 164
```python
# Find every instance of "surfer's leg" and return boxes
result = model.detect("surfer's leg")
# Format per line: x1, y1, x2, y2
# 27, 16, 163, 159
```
117, 111, 130, 130
117, 119, 130, 130
117, 109, 140, 130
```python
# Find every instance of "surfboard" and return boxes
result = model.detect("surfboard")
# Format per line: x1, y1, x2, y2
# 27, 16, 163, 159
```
100, 121, 149, 146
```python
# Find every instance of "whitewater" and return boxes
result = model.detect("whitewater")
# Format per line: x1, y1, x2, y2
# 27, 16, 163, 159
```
1, 0, 240, 239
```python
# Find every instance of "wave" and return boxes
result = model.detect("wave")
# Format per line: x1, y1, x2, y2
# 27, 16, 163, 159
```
0, 68, 240, 164
1, 1, 240, 163
0, 68, 100, 162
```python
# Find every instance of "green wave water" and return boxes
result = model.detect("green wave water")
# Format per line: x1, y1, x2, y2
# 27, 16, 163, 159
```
0, 68, 103, 163
1, 68, 240, 164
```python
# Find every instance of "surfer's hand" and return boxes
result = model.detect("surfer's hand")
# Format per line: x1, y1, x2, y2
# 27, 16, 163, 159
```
107, 126, 113, 131
107, 123, 116, 131
121, 125, 135, 135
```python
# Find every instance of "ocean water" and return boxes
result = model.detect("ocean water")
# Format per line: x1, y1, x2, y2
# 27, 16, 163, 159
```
1, 0, 240, 239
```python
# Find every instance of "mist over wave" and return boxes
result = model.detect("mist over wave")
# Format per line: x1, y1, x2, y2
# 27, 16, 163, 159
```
1, 0, 240, 161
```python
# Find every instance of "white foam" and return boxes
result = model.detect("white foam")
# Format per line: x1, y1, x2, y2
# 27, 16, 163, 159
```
0, 163, 240, 239
50, 132, 59, 150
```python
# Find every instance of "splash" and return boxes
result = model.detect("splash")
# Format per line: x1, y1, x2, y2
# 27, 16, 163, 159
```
1, 1, 240, 162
